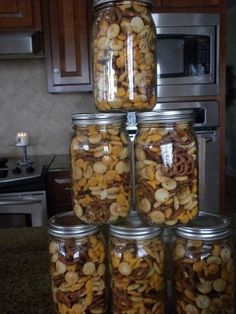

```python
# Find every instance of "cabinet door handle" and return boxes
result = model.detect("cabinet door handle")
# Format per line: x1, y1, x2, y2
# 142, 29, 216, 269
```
64, 187, 72, 191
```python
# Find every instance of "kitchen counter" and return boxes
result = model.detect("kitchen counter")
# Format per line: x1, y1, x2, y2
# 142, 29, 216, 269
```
1, 213, 236, 314
48, 154, 70, 171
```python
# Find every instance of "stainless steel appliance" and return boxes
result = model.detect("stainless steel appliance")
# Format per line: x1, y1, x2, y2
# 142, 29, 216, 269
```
127, 100, 220, 213
0, 155, 54, 228
152, 13, 220, 99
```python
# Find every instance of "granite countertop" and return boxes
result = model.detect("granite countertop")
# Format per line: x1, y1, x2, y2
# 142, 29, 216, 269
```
0, 227, 54, 314
1, 213, 236, 314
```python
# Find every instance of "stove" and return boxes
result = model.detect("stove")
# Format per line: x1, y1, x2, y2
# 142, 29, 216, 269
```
0, 155, 55, 192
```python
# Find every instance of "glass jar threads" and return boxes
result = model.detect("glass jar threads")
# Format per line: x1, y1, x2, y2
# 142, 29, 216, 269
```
92, 0, 157, 112
71, 113, 132, 224
172, 212, 235, 314
109, 211, 165, 313
135, 110, 198, 227
48, 212, 107, 314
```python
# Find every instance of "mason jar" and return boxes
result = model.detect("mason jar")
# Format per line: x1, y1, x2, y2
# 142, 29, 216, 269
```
134, 110, 198, 227
172, 212, 235, 314
109, 211, 165, 313
92, 0, 157, 112
71, 113, 132, 224
48, 211, 107, 314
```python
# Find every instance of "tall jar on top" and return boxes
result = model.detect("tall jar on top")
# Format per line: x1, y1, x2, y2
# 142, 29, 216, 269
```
92, 0, 157, 112
172, 212, 235, 313
109, 211, 165, 313
70, 113, 132, 224
48, 211, 107, 314
135, 110, 199, 227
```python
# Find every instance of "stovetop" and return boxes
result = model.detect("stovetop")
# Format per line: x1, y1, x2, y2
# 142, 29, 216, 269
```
0, 155, 55, 188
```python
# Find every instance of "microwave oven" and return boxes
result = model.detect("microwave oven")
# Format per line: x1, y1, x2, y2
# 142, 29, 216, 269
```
152, 13, 220, 99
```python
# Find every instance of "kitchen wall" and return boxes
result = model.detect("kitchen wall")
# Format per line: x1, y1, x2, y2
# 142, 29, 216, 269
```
226, 4, 236, 177
0, 59, 95, 157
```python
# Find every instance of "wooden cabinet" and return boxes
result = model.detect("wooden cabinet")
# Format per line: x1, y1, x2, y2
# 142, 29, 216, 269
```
152, 0, 222, 10
42, 0, 92, 93
161, 0, 221, 8
0, 0, 41, 30
46, 170, 73, 218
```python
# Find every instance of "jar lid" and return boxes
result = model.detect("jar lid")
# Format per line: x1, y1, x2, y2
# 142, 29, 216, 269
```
93, 0, 153, 10
173, 212, 231, 240
136, 110, 194, 124
72, 112, 127, 126
48, 211, 99, 238
109, 211, 163, 240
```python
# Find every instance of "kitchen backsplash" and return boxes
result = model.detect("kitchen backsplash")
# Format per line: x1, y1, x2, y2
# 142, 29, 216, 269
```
0, 59, 96, 157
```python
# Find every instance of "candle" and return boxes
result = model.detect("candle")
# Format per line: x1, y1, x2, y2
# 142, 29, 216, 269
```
15, 132, 30, 147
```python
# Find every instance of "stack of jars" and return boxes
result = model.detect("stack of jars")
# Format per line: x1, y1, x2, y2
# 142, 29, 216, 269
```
48, 1, 235, 313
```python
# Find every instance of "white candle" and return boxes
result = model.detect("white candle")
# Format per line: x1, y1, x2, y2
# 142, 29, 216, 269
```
15, 132, 30, 146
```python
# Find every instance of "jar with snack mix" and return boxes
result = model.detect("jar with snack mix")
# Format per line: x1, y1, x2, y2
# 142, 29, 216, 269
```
134, 110, 199, 227
71, 113, 132, 224
92, 0, 157, 112
172, 212, 235, 314
48, 211, 108, 314
109, 211, 166, 313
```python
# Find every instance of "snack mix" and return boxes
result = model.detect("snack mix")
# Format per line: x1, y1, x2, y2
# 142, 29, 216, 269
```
71, 124, 131, 224
135, 122, 198, 226
109, 236, 165, 313
172, 238, 235, 313
49, 235, 107, 314
92, 1, 157, 111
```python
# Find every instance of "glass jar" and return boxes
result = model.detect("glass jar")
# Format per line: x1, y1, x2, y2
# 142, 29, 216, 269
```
172, 212, 235, 314
48, 212, 107, 314
92, 0, 157, 112
71, 113, 132, 224
108, 211, 165, 313
134, 110, 198, 227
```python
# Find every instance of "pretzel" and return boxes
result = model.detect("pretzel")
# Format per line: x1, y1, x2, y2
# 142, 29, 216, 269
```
135, 123, 198, 226
173, 238, 235, 313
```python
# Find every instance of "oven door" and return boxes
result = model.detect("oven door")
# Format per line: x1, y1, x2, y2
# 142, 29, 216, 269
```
196, 129, 220, 213
0, 191, 47, 228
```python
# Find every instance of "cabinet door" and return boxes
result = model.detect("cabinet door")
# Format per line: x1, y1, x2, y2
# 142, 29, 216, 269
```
162, 0, 221, 8
43, 0, 92, 93
47, 170, 73, 217
153, 0, 162, 8
0, 0, 41, 30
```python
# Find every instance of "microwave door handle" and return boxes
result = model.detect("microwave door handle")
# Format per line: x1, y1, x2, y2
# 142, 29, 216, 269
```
197, 135, 213, 203
0, 199, 41, 205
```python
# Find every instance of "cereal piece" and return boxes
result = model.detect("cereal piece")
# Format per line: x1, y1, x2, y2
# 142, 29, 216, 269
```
213, 278, 226, 292
118, 262, 132, 276
49, 240, 58, 254
131, 16, 145, 34
93, 161, 108, 174
162, 178, 177, 191
197, 282, 212, 294
139, 198, 151, 213
88, 133, 102, 144
196, 295, 210, 309
107, 23, 120, 39
154, 188, 170, 203
174, 243, 186, 259
56, 261, 67, 274
185, 304, 199, 314
149, 211, 165, 224
65, 271, 79, 285
83, 262, 96, 275
220, 247, 231, 262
